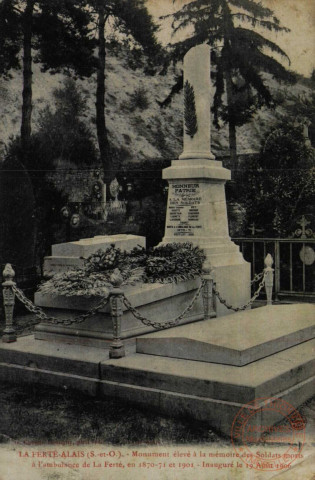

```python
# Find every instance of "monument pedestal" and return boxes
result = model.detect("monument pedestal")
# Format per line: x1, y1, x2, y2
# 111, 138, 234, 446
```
161, 160, 250, 316
159, 44, 250, 315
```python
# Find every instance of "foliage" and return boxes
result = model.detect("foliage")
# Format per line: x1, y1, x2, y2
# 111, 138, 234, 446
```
35, 78, 97, 166
6, 78, 97, 168
34, 0, 96, 77
86, 0, 162, 178
0, 0, 96, 150
116, 160, 170, 248
261, 121, 313, 170
134, 196, 167, 248
162, 0, 295, 160
284, 91, 315, 146
0, 156, 36, 269
239, 121, 315, 236
0, 0, 21, 78
38, 243, 206, 297
110, 0, 161, 60
118, 159, 169, 199
4, 134, 68, 266
145, 243, 206, 283
184, 81, 198, 138
39, 269, 112, 298
128, 86, 149, 111
0, 0, 96, 75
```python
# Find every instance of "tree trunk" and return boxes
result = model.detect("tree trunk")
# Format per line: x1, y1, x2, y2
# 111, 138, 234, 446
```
96, 5, 113, 185
21, 0, 35, 152
225, 69, 237, 173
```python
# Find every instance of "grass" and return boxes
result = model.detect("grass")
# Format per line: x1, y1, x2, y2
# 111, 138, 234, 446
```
0, 382, 225, 446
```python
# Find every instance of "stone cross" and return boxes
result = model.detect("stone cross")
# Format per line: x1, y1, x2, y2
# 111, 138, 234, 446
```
179, 44, 215, 160
248, 223, 264, 236
296, 215, 310, 239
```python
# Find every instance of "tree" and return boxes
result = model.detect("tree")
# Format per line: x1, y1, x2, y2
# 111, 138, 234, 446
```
35, 78, 98, 166
240, 121, 314, 236
0, 155, 36, 269
0, 0, 21, 78
87, 0, 161, 183
162, 0, 295, 167
0, 0, 96, 152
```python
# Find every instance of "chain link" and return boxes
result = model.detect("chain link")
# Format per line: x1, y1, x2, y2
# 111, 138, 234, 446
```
251, 271, 264, 285
213, 273, 266, 312
123, 279, 205, 330
11, 266, 266, 332
12, 285, 109, 326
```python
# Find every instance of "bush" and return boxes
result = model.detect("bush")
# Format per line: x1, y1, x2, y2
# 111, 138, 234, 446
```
35, 78, 97, 166
129, 86, 149, 111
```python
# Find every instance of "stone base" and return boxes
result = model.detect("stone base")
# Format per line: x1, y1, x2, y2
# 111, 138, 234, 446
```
2, 332, 17, 343
34, 278, 209, 347
136, 304, 315, 365
52, 234, 146, 257
161, 160, 251, 316
212, 260, 251, 316
0, 332, 313, 438
44, 234, 146, 276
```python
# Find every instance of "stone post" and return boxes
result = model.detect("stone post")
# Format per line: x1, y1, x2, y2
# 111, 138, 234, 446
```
202, 265, 214, 320
2, 264, 17, 343
264, 254, 274, 306
109, 288, 125, 358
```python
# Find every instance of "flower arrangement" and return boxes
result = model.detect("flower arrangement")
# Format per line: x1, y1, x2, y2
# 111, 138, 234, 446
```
38, 243, 206, 298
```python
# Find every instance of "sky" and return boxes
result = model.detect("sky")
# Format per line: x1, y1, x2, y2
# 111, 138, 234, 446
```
147, 0, 315, 77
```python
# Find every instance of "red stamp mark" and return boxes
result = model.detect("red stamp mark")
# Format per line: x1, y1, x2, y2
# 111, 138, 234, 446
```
231, 397, 306, 471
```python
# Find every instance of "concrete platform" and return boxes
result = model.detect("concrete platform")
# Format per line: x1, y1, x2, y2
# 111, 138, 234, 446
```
136, 304, 315, 365
0, 304, 314, 438
0, 338, 314, 437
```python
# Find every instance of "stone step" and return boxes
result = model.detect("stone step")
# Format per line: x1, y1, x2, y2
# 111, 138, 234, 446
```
0, 335, 314, 439
136, 304, 315, 366
102, 338, 315, 404
0, 335, 109, 378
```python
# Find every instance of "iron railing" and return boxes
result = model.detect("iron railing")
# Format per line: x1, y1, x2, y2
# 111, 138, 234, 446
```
233, 237, 315, 300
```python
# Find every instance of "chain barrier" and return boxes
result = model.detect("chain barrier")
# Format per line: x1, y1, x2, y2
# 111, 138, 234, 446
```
213, 272, 266, 312
251, 271, 264, 285
12, 285, 109, 326
123, 279, 205, 330
8, 266, 267, 335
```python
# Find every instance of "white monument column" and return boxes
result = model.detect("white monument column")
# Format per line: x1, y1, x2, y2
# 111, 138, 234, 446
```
161, 44, 250, 316
179, 44, 215, 160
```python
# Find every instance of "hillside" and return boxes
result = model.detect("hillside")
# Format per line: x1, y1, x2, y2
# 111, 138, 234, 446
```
0, 46, 313, 163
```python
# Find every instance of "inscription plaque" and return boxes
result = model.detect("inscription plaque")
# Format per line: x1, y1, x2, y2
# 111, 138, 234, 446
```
167, 183, 202, 237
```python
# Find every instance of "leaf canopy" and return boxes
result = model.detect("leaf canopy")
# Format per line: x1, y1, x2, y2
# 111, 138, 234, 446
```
167, 0, 294, 128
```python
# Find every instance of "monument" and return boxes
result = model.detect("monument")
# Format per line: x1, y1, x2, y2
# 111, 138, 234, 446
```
161, 44, 250, 315
0, 45, 314, 445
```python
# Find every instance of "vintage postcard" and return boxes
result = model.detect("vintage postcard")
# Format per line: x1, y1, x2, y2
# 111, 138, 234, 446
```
0, 0, 314, 479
